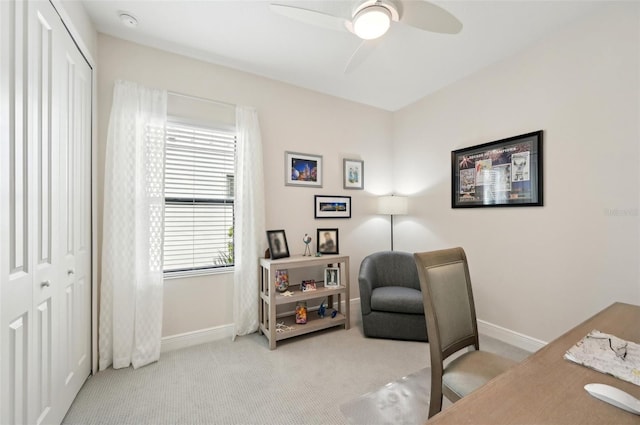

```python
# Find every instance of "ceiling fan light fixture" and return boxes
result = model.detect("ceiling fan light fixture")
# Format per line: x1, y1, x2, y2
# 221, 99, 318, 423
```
352, 5, 391, 40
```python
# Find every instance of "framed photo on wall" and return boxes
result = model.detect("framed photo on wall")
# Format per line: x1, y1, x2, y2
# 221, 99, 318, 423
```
285, 151, 323, 187
343, 158, 364, 190
451, 130, 543, 208
314, 195, 351, 219
266, 229, 290, 259
317, 228, 339, 255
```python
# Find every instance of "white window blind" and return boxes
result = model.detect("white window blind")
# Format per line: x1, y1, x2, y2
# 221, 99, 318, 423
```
163, 121, 236, 273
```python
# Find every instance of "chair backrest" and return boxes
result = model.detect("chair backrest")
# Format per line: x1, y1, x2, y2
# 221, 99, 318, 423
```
361, 251, 420, 290
414, 247, 479, 361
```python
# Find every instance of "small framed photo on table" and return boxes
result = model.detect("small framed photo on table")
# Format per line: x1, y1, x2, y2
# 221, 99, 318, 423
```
266, 229, 290, 259
317, 228, 339, 255
324, 267, 340, 287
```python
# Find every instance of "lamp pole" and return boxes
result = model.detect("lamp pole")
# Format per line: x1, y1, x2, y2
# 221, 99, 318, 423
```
390, 214, 395, 251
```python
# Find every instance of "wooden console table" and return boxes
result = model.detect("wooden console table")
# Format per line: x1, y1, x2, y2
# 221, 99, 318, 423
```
258, 255, 350, 350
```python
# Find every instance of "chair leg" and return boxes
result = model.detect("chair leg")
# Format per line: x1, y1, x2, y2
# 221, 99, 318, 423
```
429, 391, 442, 418
429, 371, 443, 418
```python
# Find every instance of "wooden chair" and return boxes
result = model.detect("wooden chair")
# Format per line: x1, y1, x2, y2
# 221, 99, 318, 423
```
414, 247, 517, 418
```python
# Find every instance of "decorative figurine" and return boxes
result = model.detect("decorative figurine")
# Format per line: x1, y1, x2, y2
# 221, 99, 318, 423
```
303, 234, 312, 256
318, 299, 326, 318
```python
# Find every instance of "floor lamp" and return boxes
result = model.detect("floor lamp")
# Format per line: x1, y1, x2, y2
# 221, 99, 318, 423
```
377, 195, 408, 251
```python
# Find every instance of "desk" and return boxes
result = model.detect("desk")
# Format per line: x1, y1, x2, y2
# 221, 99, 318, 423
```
426, 302, 640, 424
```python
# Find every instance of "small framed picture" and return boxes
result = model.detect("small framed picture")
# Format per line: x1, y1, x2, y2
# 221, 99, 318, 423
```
324, 267, 340, 287
301, 280, 317, 292
285, 151, 323, 187
317, 228, 339, 255
266, 229, 290, 259
314, 195, 351, 219
343, 159, 364, 190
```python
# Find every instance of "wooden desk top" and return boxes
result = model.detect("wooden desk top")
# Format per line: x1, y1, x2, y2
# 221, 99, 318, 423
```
426, 302, 640, 425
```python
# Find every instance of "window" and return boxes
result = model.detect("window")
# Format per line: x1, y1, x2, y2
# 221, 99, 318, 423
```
163, 120, 236, 274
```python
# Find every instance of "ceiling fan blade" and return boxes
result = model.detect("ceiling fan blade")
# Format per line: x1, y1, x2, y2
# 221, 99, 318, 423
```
399, 0, 462, 34
344, 39, 380, 74
270, 4, 348, 32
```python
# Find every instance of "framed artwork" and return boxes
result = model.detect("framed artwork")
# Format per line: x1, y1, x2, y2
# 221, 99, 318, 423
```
343, 158, 364, 190
324, 267, 340, 287
451, 130, 543, 208
285, 151, 322, 187
266, 229, 290, 259
317, 228, 339, 255
314, 195, 351, 219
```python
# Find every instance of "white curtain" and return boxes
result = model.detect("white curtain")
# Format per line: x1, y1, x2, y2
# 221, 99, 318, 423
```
233, 106, 266, 337
99, 80, 167, 370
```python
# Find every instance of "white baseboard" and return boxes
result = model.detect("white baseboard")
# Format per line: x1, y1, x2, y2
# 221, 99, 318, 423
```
159, 300, 544, 354
161, 299, 363, 353
478, 319, 546, 353
161, 324, 234, 353
352, 297, 544, 352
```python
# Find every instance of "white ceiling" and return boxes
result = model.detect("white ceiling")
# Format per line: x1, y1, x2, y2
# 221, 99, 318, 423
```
80, 0, 605, 111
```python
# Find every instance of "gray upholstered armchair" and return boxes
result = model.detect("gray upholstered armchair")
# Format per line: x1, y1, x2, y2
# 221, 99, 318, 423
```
358, 251, 428, 341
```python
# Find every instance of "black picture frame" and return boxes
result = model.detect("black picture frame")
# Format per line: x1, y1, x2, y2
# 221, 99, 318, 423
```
317, 228, 339, 255
314, 195, 351, 219
266, 229, 290, 259
451, 130, 543, 208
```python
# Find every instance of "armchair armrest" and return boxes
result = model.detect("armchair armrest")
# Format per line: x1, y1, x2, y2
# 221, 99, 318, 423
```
358, 258, 377, 315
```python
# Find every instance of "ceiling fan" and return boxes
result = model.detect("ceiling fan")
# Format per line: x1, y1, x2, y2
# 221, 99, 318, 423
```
270, 0, 462, 73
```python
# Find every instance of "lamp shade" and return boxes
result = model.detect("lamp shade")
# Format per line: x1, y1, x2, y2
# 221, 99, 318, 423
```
377, 195, 408, 215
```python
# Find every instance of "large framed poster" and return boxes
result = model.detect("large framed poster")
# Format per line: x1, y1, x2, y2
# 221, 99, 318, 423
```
451, 131, 543, 208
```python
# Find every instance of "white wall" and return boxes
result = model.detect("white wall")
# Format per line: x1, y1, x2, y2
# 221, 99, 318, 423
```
393, 3, 640, 343
96, 35, 394, 338
97, 2, 640, 346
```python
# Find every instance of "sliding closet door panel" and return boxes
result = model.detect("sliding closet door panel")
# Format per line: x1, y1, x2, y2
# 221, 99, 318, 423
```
57, 11, 91, 414
1, 1, 34, 424
31, 4, 59, 424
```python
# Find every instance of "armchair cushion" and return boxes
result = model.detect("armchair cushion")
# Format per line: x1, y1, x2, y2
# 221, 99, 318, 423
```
371, 286, 424, 314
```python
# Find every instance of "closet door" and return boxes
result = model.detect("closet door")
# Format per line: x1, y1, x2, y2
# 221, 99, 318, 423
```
0, 1, 92, 424
29, 2, 62, 423
0, 1, 34, 423
56, 8, 92, 416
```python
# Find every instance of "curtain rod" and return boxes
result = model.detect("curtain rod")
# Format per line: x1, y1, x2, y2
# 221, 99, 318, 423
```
168, 90, 236, 109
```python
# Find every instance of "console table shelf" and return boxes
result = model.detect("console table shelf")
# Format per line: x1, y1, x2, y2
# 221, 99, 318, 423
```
258, 255, 350, 349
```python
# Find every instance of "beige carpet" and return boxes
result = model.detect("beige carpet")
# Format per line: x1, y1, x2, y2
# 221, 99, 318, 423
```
63, 325, 529, 424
